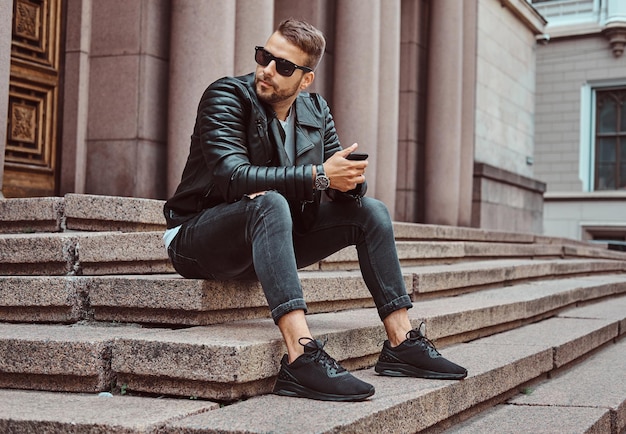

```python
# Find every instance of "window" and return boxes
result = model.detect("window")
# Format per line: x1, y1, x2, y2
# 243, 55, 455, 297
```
594, 88, 626, 190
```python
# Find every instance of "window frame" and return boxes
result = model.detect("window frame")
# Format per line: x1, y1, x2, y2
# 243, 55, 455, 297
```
580, 80, 626, 192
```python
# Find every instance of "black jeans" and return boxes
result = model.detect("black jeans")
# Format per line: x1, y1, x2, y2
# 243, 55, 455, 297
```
167, 191, 412, 323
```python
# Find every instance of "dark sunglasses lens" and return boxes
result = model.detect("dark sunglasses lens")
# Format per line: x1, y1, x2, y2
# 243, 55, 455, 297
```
255, 48, 270, 66
276, 60, 296, 77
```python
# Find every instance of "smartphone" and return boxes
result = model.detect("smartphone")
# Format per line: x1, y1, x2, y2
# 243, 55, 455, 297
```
346, 152, 368, 160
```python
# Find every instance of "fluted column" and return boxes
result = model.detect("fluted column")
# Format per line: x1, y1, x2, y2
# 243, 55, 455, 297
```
333, 0, 381, 197
376, 0, 401, 213
234, 0, 274, 76
424, 0, 464, 225
167, 1, 236, 194
0, 0, 12, 197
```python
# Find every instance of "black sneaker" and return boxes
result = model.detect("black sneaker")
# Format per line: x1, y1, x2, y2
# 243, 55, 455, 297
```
273, 338, 375, 401
375, 324, 467, 380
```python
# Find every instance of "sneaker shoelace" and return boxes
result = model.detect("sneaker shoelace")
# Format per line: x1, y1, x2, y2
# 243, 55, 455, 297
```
406, 323, 441, 357
298, 337, 347, 373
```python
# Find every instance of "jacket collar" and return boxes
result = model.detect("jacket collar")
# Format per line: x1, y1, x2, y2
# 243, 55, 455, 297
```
240, 73, 321, 164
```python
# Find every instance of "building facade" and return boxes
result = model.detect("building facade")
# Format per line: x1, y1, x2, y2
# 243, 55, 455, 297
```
1, 0, 547, 233
533, 0, 626, 241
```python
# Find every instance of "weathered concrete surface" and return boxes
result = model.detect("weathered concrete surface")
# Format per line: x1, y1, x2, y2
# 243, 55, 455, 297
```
321, 241, 466, 270
160, 342, 553, 434
445, 405, 611, 434
0, 276, 87, 322
0, 231, 173, 276
111, 309, 385, 401
0, 323, 160, 393
321, 239, 590, 270
0, 295, 623, 431
511, 337, 626, 434
415, 275, 626, 341
392, 222, 534, 243
0, 197, 64, 233
159, 307, 626, 433
0, 232, 78, 275
411, 258, 625, 295
76, 231, 173, 275
1, 260, 621, 326
462, 241, 562, 258
87, 270, 412, 325
559, 295, 626, 333
110, 293, 626, 401
450, 337, 626, 434
64, 193, 166, 232
467, 316, 618, 368
564, 244, 626, 261
0, 389, 218, 433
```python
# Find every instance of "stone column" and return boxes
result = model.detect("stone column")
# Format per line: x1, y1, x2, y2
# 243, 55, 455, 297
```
0, 0, 12, 197
376, 0, 401, 213
333, 0, 381, 197
423, 0, 464, 226
167, 0, 237, 194
458, 0, 478, 226
60, 0, 92, 194
234, 0, 274, 76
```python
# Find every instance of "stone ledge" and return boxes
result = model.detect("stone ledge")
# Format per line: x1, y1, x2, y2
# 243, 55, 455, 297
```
0, 197, 64, 233
0, 231, 173, 276
451, 336, 626, 434
412, 258, 626, 295
64, 193, 166, 232
2, 259, 622, 326
0, 323, 161, 393
0, 389, 217, 433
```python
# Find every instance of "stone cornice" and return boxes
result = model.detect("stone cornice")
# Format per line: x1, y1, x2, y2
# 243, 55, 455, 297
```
500, 0, 548, 35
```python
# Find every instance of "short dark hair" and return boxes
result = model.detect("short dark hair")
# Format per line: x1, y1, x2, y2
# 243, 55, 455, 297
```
276, 18, 326, 70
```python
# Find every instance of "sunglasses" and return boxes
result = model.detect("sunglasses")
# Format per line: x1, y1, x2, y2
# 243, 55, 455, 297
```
255, 46, 313, 77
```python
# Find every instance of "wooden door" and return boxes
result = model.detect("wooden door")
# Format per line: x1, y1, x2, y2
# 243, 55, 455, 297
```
3, 0, 63, 197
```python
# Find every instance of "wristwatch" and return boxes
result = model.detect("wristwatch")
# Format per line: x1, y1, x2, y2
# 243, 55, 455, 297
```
314, 164, 330, 190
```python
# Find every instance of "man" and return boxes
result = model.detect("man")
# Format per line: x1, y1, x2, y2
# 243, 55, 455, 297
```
163, 18, 467, 402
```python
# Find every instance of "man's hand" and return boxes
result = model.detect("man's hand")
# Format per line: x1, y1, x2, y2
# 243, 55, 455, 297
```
324, 143, 368, 192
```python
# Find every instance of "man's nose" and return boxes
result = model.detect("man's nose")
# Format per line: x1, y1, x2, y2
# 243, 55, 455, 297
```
263, 60, 276, 76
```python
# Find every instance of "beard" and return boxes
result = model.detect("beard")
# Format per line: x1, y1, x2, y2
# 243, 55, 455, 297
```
255, 74, 301, 105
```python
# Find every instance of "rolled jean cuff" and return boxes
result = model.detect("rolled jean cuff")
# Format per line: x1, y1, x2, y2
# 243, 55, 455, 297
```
271, 298, 308, 324
378, 295, 413, 321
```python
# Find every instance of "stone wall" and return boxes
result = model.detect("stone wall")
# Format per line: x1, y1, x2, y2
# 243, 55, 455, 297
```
472, 163, 546, 234
474, 0, 540, 179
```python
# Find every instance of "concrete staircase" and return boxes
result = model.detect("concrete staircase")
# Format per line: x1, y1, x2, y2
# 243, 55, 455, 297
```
0, 193, 624, 433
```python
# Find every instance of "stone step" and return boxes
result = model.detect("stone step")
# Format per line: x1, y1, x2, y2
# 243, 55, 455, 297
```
444, 330, 626, 433
161, 297, 623, 434
1, 276, 624, 402
0, 231, 173, 276
0, 389, 218, 433
0, 194, 166, 234
1, 258, 622, 326
2, 227, 624, 277
2, 296, 619, 433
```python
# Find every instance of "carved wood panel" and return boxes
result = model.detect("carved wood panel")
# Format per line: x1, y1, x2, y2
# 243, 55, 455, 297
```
3, 0, 62, 198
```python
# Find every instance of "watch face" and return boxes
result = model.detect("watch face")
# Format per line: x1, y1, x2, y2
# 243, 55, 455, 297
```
315, 175, 330, 190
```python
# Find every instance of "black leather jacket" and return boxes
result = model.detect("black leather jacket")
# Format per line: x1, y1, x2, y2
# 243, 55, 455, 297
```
163, 73, 364, 231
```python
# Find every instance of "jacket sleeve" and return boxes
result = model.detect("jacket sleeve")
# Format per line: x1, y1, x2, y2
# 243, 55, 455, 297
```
200, 79, 316, 204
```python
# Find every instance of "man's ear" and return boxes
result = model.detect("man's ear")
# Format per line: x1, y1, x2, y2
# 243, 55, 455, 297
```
300, 71, 315, 90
